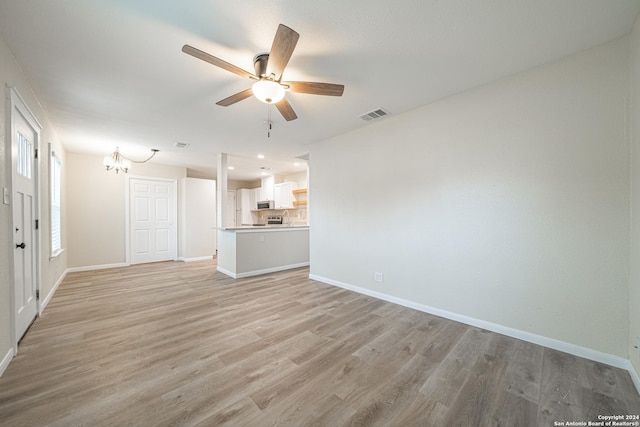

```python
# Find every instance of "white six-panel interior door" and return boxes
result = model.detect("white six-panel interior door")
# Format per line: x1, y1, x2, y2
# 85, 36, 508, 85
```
129, 178, 177, 265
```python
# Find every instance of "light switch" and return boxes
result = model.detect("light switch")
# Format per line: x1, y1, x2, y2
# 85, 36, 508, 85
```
2, 187, 9, 205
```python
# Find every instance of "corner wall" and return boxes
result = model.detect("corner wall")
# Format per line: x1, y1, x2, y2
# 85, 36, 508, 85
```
310, 37, 630, 358
629, 14, 640, 376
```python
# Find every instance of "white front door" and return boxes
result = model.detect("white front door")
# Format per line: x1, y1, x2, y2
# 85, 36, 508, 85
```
11, 90, 40, 342
130, 178, 177, 264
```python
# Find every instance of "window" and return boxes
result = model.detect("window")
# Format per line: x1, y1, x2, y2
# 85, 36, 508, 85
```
50, 147, 62, 257
17, 131, 32, 179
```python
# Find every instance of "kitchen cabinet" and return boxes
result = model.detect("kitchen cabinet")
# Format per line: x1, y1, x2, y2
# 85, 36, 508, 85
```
236, 188, 250, 211
250, 187, 262, 210
236, 189, 253, 225
274, 181, 298, 208
261, 176, 274, 200
218, 227, 309, 278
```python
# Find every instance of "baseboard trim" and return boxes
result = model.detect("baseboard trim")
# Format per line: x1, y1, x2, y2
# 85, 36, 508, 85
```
0, 347, 14, 378
219, 262, 310, 279
627, 361, 640, 395
66, 262, 128, 273
309, 274, 630, 371
216, 266, 237, 278
178, 256, 214, 263
39, 268, 67, 315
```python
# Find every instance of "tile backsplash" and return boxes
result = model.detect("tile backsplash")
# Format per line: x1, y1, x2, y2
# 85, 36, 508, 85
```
255, 208, 307, 225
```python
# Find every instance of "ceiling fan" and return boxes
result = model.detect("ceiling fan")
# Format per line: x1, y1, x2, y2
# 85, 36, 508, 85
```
182, 24, 344, 121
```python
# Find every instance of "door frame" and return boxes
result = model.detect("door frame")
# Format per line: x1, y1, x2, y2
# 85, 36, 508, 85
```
124, 175, 178, 265
7, 86, 42, 354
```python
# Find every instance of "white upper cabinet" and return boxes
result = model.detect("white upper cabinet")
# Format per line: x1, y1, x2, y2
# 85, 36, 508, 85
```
250, 187, 262, 210
236, 188, 251, 211
261, 176, 274, 200
274, 181, 298, 209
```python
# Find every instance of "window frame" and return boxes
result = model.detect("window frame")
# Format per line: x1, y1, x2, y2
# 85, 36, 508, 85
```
50, 145, 63, 258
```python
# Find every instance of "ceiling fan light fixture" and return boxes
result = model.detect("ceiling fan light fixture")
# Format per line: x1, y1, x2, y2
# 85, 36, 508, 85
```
252, 80, 285, 104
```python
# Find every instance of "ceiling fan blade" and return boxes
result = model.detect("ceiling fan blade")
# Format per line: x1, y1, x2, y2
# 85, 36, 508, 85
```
266, 24, 300, 81
182, 45, 256, 80
216, 88, 254, 106
275, 98, 298, 121
283, 81, 345, 97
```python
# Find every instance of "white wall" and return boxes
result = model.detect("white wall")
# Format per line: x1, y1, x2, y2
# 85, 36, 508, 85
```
180, 177, 216, 260
630, 15, 640, 375
66, 152, 186, 268
0, 32, 67, 367
283, 171, 308, 189
310, 38, 630, 358
228, 179, 260, 190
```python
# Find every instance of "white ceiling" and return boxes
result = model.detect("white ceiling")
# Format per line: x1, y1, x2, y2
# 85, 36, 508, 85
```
1, 0, 638, 180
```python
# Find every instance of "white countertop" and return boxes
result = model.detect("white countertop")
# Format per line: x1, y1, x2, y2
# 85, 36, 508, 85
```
221, 225, 309, 232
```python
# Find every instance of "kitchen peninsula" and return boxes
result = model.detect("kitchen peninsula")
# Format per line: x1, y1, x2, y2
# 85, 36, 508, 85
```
217, 225, 309, 278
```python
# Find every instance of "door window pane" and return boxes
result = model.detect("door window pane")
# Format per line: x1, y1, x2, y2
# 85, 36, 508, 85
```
17, 131, 32, 179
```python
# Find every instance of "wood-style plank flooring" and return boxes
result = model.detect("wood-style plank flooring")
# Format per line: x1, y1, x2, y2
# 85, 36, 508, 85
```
0, 260, 638, 426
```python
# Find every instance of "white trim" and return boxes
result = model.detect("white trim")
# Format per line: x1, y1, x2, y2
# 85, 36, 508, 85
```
49, 247, 65, 261
5, 84, 15, 356
219, 262, 309, 279
66, 262, 128, 273
216, 266, 237, 278
39, 268, 68, 315
178, 256, 214, 263
9, 86, 43, 130
627, 361, 640, 395
309, 274, 630, 371
8, 86, 42, 356
0, 348, 14, 378
49, 144, 62, 258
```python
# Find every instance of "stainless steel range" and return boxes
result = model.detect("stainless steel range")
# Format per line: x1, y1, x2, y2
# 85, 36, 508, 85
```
266, 215, 283, 225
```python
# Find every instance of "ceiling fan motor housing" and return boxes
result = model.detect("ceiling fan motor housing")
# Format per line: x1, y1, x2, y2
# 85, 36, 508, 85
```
253, 54, 270, 79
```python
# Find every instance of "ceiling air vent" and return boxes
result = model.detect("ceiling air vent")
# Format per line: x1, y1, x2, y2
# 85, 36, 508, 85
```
174, 141, 190, 149
358, 108, 390, 122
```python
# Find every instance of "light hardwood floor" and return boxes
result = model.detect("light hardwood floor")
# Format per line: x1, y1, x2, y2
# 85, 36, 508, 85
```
0, 260, 638, 426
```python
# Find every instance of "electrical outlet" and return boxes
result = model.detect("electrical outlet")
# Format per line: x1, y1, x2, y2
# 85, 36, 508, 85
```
374, 272, 384, 283
3, 187, 9, 205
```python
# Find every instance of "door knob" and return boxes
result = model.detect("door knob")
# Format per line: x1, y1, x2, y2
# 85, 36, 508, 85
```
16, 242, 26, 249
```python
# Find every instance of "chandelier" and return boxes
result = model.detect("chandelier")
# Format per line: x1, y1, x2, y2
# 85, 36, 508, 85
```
103, 147, 159, 174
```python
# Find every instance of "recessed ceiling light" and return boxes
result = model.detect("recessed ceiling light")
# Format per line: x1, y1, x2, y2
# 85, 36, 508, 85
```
261, 171, 268, 176
228, 166, 235, 170
257, 154, 265, 159
294, 162, 300, 167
